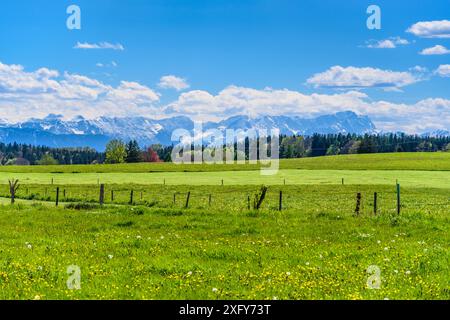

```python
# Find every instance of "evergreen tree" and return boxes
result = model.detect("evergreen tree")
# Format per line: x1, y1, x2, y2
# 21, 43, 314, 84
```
126, 140, 142, 163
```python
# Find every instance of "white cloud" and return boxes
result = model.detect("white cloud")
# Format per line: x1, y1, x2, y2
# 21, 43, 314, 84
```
166, 86, 371, 120
74, 42, 125, 51
0, 62, 448, 133
107, 81, 160, 103
166, 85, 450, 133
419, 45, 450, 55
158, 75, 190, 91
369, 40, 396, 49
0, 61, 159, 122
407, 20, 450, 38
435, 65, 450, 77
409, 66, 428, 73
306, 66, 419, 90
365, 37, 409, 49
96, 61, 118, 68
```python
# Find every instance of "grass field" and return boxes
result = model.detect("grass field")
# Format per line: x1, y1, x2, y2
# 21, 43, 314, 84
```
0, 153, 449, 300
1, 169, 450, 188
0, 152, 449, 173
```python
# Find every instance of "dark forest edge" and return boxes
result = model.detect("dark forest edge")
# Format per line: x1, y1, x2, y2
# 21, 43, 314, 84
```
1, 133, 449, 166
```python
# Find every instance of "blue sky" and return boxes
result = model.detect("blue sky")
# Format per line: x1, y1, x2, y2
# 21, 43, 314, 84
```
0, 0, 449, 133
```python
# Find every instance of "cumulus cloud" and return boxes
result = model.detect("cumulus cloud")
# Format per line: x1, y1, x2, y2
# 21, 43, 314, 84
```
165, 85, 450, 133
0, 61, 159, 122
74, 42, 125, 51
158, 75, 190, 91
419, 45, 450, 55
306, 66, 419, 90
0, 62, 448, 133
407, 20, 450, 38
365, 37, 409, 49
166, 86, 369, 120
435, 64, 450, 77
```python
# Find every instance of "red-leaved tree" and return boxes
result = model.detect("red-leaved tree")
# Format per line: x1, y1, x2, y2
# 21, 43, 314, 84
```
142, 148, 162, 162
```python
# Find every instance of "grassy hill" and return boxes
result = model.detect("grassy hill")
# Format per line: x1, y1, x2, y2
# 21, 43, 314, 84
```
0, 152, 449, 173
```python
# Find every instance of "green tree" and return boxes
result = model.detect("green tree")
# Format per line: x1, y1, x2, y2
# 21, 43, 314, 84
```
105, 139, 126, 164
126, 140, 142, 163
326, 144, 340, 156
36, 154, 59, 165
443, 143, 450, 152
359, 135, 378, 154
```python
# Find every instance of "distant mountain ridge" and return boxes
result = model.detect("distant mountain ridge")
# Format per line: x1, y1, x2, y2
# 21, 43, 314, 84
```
0, 111, 377, 150
420, 130, 450, 137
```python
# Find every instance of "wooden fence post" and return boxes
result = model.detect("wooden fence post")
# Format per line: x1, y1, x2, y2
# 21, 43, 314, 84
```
185, 191, 191, 209
373, 192, 377, 215
55, 187, 60, 206
99, 184, 105, 205
8, 179, 19, 205
173, 193, 176, 205
247, 195, 250, 210
279, 191, 283, 211
130, 190, 134, 205
342, 178, 344, 185
355, 193, 362, 215
111, 190, 114, 202
140, 191, 143, 200
209, 194, 212, 206
396, 184, 401, 215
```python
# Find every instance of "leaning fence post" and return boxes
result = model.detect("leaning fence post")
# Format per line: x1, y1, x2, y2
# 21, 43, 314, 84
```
55, 187, 60, 207
185, 191, 191, 209
396, 183, 401, 215
373, 192, 378, 215
355, 193, 362, 215
99, 184, 105, 205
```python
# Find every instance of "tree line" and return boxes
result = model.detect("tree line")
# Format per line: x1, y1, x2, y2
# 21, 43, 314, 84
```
280, 133, 450, 158
0, 133, 449, 166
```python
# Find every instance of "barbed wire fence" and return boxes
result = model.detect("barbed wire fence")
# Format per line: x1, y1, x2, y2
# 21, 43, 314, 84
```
1, 179, 449, 215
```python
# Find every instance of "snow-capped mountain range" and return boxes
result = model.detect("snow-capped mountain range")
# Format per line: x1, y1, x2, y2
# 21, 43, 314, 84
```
1, 111, 378, 150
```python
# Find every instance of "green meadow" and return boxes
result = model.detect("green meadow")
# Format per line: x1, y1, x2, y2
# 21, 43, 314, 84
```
1, 169, 450, 188
0, 153, 449, 300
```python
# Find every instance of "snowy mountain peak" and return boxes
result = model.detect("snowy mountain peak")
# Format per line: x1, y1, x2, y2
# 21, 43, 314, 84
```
0, 111, 377, 150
